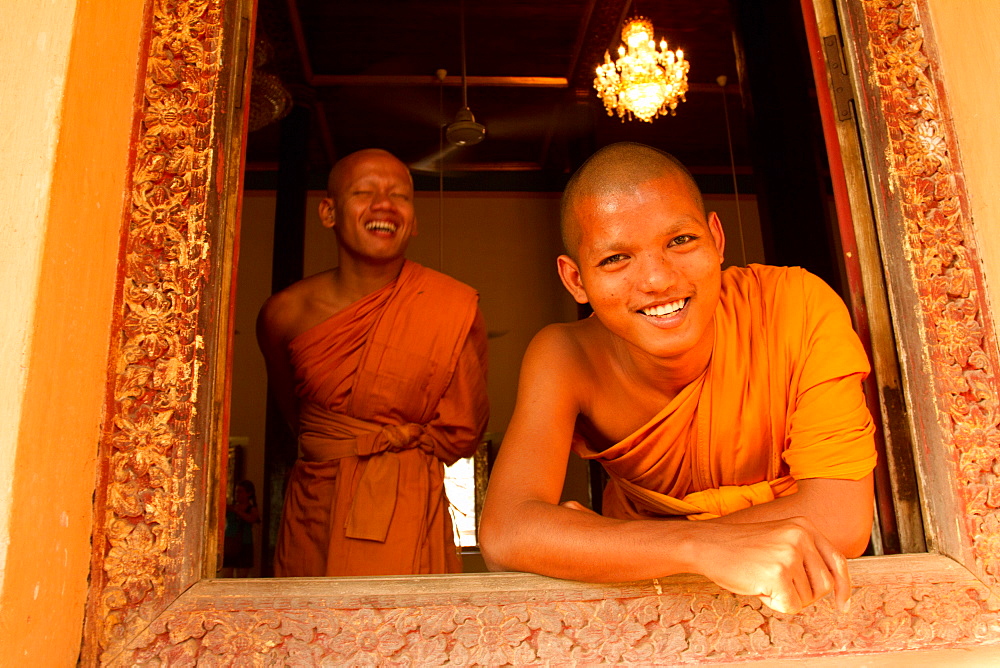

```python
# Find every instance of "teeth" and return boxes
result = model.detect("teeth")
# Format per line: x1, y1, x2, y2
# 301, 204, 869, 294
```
365, 220, 397, 233
641, 299, 686, 317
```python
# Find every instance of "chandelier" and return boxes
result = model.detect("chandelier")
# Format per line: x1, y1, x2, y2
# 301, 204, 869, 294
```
594, 17, 690, 122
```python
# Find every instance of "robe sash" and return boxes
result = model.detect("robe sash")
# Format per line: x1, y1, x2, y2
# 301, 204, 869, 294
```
298, 402, 438, 542
611, 474, 799, 520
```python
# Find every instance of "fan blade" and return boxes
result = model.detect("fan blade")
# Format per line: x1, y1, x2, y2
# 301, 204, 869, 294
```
409, 142, 461, 174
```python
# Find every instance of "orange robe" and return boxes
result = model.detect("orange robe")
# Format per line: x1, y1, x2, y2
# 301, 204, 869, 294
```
274, 260, 489, 576
574, 265, 877, 520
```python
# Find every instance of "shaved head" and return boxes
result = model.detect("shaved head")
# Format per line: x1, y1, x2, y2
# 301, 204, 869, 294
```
560, 143, 704, 259
327, 148, 412, 197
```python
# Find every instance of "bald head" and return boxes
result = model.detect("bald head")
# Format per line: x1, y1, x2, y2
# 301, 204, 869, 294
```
327, 148, 412, 197
560, 143, 704, 259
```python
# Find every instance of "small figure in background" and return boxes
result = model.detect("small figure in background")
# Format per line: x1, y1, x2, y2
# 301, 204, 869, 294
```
221, 479, 260, 578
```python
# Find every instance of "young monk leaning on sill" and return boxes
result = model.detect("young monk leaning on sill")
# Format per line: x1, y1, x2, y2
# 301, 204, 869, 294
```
479, 142, 875, 615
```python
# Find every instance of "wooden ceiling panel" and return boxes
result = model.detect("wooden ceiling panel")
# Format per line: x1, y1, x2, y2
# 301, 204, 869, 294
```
248, 0, 752, 181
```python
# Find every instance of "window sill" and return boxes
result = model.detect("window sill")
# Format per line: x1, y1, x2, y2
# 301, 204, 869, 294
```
122, 553, 998, 664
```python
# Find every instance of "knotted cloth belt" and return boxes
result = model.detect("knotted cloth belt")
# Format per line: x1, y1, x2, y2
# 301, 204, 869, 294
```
298, 404, 437, 542
613, 474, 798, 520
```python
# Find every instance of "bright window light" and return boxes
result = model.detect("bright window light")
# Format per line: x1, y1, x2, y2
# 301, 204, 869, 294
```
445, 455, 478, 548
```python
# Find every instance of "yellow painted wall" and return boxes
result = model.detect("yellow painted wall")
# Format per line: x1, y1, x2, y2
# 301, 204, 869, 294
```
927, 0, 1000, 339
0, 0, 146, 663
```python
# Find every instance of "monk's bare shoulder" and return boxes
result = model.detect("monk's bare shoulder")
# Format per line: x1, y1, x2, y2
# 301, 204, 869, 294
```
521, 317, 611, 405
257, 270, 337, 349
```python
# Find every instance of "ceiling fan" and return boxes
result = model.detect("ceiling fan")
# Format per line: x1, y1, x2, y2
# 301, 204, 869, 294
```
410, 0, 485, 174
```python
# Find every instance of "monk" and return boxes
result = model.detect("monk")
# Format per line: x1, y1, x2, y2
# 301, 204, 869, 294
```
257, 148, 489, 577
478, 142, 876, 614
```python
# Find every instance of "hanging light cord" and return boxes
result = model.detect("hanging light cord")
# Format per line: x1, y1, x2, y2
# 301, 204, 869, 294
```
718, 75, 747, 267
460, 0, 469, 109
439, 75, 445, 272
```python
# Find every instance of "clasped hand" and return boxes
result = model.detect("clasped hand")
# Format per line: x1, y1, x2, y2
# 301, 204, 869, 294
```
698, 516, 851, 614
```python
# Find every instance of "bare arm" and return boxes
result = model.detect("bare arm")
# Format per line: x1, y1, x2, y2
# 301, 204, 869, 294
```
710, 475, 874, 558
479, 326, 849, 614
255, 295, 301, 434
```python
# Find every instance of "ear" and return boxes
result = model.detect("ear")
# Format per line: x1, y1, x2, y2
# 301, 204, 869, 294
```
410, 212, 418, 237
556, 254, 590, 305
319, 197, 336, 229
707, 211, 725, 264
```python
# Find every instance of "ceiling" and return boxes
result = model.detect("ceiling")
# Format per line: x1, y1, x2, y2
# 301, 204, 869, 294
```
244, 0, 757, 189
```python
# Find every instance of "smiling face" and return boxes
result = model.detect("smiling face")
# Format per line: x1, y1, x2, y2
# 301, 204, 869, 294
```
319, 149, 417, 264
558, 169, 725, 368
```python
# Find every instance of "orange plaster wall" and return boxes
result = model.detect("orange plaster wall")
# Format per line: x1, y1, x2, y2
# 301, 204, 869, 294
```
0, 0, 76, 608
0, 0, 146, 663
926, 0, 1000, 340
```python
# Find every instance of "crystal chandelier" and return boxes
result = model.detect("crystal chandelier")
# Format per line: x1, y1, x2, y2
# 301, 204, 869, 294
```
594, 17, 690, 122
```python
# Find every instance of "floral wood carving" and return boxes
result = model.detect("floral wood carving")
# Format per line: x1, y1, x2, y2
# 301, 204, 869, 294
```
116, 570, 1000, 665
82, 0, 1000, 665
859, 0, 1000, 580
86, 0, 225, 661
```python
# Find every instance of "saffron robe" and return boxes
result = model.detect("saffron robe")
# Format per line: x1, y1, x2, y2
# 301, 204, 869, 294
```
574, 265, 877, 520
274, 260, 489, 576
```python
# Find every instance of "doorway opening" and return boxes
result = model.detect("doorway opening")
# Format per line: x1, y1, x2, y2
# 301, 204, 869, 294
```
224, 0, 921, 578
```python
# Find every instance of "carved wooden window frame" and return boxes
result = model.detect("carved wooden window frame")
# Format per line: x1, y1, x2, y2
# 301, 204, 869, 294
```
81, 0, 1000, 663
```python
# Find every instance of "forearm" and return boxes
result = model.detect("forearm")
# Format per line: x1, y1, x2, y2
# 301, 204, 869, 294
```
480, 497, 853, 614
234, 508, 257, 523
480, 499, 709, 583
708, 476, 874, 557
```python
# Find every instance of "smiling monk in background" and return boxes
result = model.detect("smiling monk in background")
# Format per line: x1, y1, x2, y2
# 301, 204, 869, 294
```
258, 148, 489, 576
479, 142, 876, 614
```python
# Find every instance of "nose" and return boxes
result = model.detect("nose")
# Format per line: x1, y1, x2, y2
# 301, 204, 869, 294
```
370, 189, 395, 210
639, 252, 678, 293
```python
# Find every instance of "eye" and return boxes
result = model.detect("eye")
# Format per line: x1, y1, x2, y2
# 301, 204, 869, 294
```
669, 234, 698, 247
597, 253, 628, 267
390, 193, 411, 202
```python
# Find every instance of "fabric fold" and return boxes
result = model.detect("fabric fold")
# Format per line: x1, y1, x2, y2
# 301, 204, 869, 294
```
298, 405, 433, 542
611, 475, 799, 520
